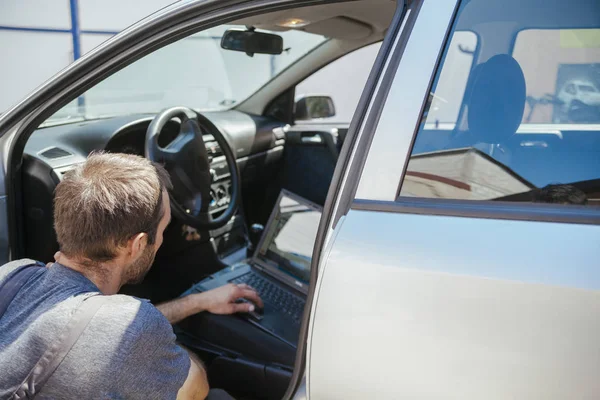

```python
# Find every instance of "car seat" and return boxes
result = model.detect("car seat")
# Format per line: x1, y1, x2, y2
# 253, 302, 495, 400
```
449, 54, 527, 162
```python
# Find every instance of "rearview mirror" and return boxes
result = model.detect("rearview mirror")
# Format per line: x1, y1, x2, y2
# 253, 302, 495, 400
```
221, 28, 283, 56
295, 96, 336, 120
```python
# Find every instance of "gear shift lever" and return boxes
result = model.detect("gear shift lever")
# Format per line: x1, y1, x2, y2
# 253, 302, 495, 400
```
247, 223, 264, 257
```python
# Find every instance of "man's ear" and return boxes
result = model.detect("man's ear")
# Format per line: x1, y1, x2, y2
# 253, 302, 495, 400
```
129, 232, 148, 257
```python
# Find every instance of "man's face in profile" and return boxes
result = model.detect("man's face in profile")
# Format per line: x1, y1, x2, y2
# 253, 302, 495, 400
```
125, 191, 171, 284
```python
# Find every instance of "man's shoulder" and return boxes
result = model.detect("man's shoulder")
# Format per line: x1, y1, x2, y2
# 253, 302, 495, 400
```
96, 293, 155, 312
0, 258, 43, 282
93, 294, 172, 338
66, 294, 183, 373
48, 295, 190, 399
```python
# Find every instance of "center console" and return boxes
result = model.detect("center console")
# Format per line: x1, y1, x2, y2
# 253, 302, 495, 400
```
203, 140, 248, 263
206, 139, 233, 214
205, 134, 285, 264
176, 188, 321, 399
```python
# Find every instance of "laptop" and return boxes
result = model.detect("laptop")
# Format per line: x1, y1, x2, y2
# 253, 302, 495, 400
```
190, 189, 322, 346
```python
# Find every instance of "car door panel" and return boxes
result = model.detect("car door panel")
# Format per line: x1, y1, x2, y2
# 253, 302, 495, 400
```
307, 0, 460, 396
307, 0, 600, 398
310, 209, 600, 399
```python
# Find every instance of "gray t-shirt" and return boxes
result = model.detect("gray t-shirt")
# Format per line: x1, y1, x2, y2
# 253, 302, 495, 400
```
0, 261, 190, 399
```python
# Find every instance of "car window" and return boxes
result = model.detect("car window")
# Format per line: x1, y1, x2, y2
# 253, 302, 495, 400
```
513, 28, 600, 125
295, 42, 381, 124
47, 26, 326, 123
422, 31, 478, 129
579, 85, 596, 93
399, 0, 600, 207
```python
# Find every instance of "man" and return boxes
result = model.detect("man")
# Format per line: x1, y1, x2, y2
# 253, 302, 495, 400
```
0, 153, 262, 399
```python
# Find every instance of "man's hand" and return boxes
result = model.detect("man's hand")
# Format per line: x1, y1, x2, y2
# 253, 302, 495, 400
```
201, 283, 264, 314
157, 283, 263, 324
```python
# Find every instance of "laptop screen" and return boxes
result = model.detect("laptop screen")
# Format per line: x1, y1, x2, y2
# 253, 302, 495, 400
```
255, 191, 322, 285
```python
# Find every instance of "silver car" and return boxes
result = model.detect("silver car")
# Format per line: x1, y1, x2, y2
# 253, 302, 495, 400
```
0, 0, 599, 399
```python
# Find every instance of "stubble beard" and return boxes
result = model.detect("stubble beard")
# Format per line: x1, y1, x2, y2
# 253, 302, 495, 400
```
125, 245, 156, 285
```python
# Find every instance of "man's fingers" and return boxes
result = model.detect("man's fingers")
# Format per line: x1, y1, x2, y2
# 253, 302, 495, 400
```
232, 284, 262, 307
231, 302, 255, 313
238, 288, 264, 308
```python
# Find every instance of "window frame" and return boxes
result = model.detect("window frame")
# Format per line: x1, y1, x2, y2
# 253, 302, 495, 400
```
353, 0, 600, 225
353, 0, 460, 201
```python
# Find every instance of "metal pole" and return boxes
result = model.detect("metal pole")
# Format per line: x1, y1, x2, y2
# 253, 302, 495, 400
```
69, 0, 85, 114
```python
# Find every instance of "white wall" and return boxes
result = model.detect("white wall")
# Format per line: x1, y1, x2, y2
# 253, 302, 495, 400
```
0, 0, 175, 112
78, 0, 175, 31
0, 0, 71, 29
0, 31, 73, 112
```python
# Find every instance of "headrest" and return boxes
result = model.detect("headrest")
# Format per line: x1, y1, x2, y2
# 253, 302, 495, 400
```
467, 54, 526, 144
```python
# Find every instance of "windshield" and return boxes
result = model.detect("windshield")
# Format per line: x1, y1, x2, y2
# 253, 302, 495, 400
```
47, 26, 326, 124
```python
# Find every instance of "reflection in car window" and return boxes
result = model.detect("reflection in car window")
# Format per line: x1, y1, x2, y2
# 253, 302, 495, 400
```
579, 85, 596, 93
513, 28, 600, 125
399, 0, 600, 207
423, 31, 477, 128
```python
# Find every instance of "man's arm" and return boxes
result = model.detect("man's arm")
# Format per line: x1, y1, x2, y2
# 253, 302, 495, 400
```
105, 299, 194, 399
157, 283, 263, 324
177, 347, 210, 400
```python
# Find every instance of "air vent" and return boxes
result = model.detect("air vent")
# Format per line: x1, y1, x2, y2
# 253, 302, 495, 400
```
54, 165, 79, 181
40, 147, 72, 159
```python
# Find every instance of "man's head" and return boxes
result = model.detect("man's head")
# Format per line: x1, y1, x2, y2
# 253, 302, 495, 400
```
54, 152, 172, 284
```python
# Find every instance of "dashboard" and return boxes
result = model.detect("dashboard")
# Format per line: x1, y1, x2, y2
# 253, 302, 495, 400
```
22, 110, 286, 262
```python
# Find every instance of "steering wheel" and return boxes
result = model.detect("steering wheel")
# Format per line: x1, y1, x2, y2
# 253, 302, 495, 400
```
145, 106, 240, 230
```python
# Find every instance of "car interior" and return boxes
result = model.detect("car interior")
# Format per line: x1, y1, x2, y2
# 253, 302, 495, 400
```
17, 1, 396, 399
13, 0, 600, 398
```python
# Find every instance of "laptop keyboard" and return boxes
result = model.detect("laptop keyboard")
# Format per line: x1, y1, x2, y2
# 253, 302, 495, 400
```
231, 273, 305, 324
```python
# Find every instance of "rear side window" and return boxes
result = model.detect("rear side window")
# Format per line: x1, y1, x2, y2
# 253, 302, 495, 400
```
400, 1, 600, 207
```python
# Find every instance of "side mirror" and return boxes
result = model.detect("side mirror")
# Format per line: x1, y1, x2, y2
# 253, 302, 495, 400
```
221, 28, 283, 56
295, 96, 336, 121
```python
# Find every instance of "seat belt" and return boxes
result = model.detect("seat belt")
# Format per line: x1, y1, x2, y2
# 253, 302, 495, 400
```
0, 260, 106, 399
0, 260, 45, 319
11, 295, 105, 399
